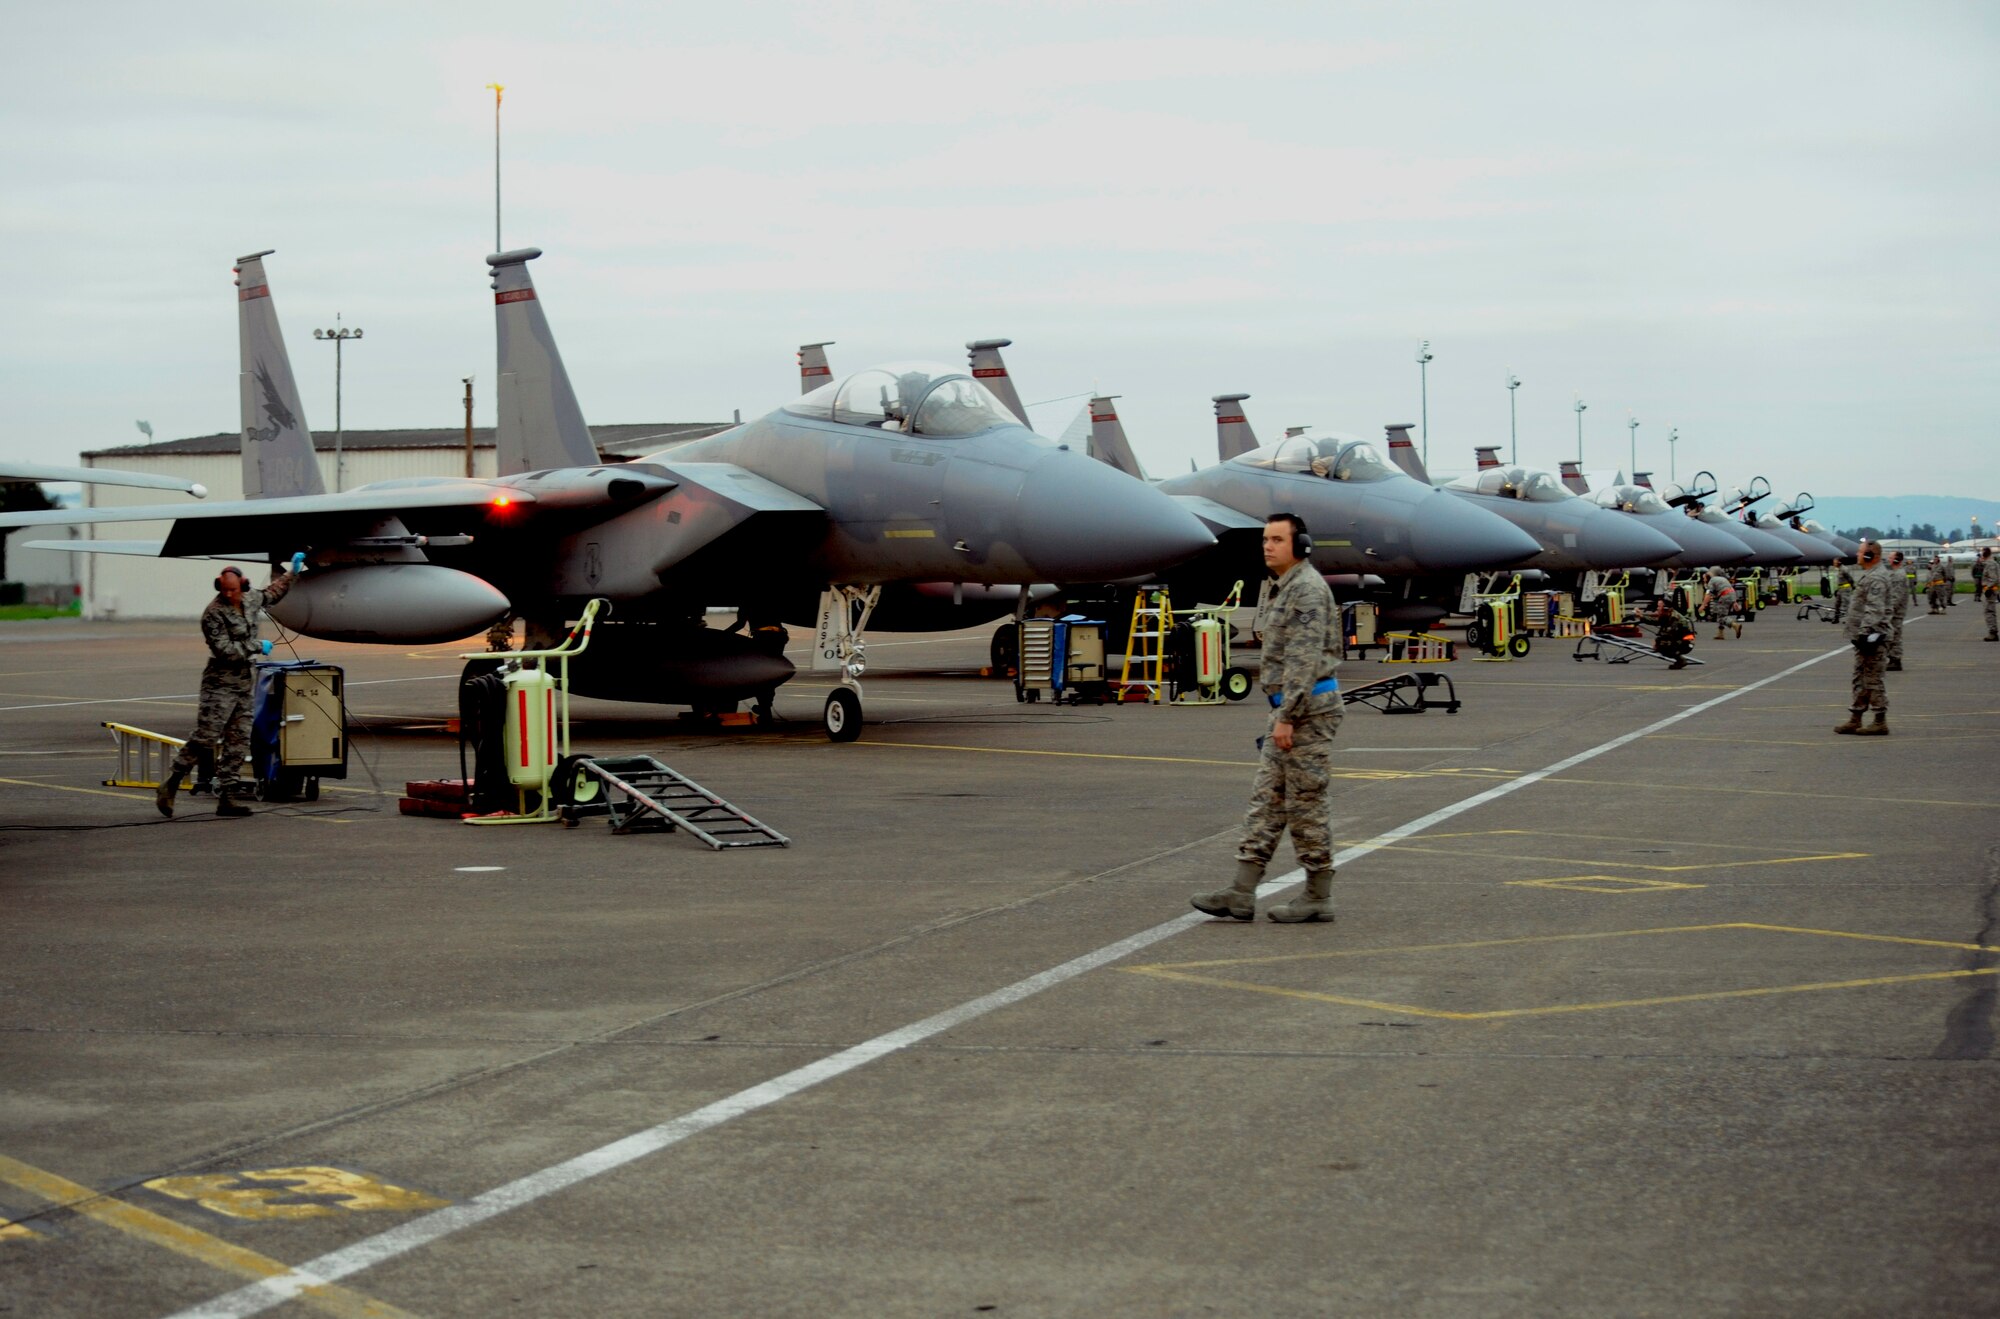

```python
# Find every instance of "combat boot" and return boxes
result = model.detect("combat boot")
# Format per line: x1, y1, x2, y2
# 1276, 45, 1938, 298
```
1734, 622, 1743, 638
154, 767, 185, 818
1986, 632, 1997, 642
1713, 628, 1726, 640
1191, 861, 1263, 921
1833, 710, 1864, 734
1267, 868, 1336, 924
215, 793, 252, 818
1856, 711, 1889, 736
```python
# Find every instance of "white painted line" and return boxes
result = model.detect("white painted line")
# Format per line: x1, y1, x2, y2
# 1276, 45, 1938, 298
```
167, 642, 1853, 1319
453, 867, 506, 874
0, 674, 454, 714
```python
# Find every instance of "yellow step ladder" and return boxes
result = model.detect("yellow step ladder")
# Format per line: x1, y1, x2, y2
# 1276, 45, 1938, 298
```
1119, 586, 1173, 703
102, 721, 185, 788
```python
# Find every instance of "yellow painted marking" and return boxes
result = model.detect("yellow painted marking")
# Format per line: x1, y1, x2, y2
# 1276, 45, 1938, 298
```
0, 775, 151, 802
1121, 923, 2000, 1021
1511, 876, 1706, 893
1539, 775, 1998, 810
0, 1155, 419, 1319
2, 1220, 43, 1241
145, 1167, 448, 1221
1651, 733, 1830, 747
1337, 837, 1865, 873
854, 740, 1515, 782
882, 528, 936, 539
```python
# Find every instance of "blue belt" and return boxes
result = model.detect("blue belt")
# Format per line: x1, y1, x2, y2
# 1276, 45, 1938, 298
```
1270, 677, 1340, 708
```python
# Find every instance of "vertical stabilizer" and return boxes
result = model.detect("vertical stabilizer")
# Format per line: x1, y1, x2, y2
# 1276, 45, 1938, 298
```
966, 339, 1029, 426
1383, 423, 1428, 484
799, 341, 835, 394
1558, 460, 1588, 495
1086, 396, 1145, 479
489, 248, 600, 475
1474, 446, 1503, 471
234, 250, 324, 499
1213, 393, 1257, 462
1634, 471, 1654, 490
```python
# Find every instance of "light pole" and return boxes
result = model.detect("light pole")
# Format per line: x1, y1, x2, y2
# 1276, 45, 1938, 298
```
313, 318, 363, 492
1627, 413, 1639, 481
1505, 372, 1521, 465
485, 83, 505, 252
1416, 339, 1434, 469
1667, 426, 1678, 484
1573, 395, 1587, 465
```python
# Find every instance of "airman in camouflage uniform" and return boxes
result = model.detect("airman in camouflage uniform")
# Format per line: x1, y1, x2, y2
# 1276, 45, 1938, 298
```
1884, 551, 1910, 671
1926, 556, 1949, 614
1704, 569, 1739, 639
156, 562, 298, 816
1192, 513, 1342, 924
1978, 548, 1998, 641
1836, 544, 1892, 735
1943, 555, 1959, 606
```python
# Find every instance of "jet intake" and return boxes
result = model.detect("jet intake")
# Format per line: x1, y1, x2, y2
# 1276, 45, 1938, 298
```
266, 564, 510, 643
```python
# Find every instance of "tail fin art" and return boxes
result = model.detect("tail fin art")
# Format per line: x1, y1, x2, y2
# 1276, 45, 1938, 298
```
799, 341, 835, 394
965, 339, 1030, 427
234, 250, 325, 499
1213, 393, 1257, 462
1634, 471, 1654, 490
1558, 460, 1589, 495
1086, 396, 1145, 480
489, 248, 601, 476
1474, 446, 1503, 471
1383, 424, 1429, 484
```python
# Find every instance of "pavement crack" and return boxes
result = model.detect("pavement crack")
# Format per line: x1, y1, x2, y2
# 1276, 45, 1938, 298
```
1931, 844, 2000, 1061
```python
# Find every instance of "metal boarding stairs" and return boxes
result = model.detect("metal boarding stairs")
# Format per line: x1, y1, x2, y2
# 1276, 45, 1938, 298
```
561, 755, 790, 848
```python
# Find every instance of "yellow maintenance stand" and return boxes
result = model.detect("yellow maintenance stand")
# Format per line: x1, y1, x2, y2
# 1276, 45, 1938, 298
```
1464, 574, 1531, 659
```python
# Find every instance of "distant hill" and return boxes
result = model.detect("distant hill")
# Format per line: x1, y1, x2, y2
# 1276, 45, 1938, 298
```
1803, 495, 2000, 542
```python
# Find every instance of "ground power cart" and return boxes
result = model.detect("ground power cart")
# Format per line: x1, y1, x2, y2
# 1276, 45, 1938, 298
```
250, 659, 347, 801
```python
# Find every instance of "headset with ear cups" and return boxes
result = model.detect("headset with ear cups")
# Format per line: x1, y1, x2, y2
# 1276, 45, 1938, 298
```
213, 566, 243, 592
1271, 513, 1312, 560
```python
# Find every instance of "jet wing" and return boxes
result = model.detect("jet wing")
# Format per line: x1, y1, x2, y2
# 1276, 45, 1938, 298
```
1169, 495, 1265, 538
1, 461, 207, 497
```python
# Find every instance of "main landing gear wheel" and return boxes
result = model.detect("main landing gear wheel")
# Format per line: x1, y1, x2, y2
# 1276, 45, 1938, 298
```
990, 625, 1017, 675
823, 688, 862, 742
1222, 667, 1253, 701
1463, 620, 1487, 653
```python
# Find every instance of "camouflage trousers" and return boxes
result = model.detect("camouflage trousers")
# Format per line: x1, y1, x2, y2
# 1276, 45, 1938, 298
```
1985, 590, 1997, 633
1929, 584, 1949, 612
170, 667, 254, 794
1236, 712, 1338, 872
1886, 621, 1904, 665
1848, 647, 1887, 713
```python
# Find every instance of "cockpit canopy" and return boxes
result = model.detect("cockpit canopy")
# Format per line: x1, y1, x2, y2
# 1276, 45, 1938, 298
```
1447, 464, 1572, 503
1230, 433, 1399, 483
1591, 484, 1671, 515
785, 360, 1028, 439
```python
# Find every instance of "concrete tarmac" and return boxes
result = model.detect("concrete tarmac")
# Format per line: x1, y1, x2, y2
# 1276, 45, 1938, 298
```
2, 602, 1996, 1317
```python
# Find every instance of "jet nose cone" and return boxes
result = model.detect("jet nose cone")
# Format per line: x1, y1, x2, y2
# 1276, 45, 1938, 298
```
1018, 454, 1214, 580
1669, 515, 1753, 566
1407, 495, 1544, 571
1578, 510, 1683, 568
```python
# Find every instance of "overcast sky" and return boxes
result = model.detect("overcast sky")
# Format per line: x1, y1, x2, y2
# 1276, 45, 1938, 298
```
3, 1, 1995, 494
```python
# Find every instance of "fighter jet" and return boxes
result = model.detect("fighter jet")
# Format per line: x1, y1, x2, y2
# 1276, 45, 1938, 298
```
1440, 448, 1683, 574
1772, 492, 1859, 558
1721, 478, 1844, 562
2, 248, 1213, 740
1656, 472, 1803, 568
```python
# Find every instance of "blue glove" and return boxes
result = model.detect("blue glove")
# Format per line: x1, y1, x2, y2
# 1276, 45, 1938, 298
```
260, 640, 273, 656
289, 552, 306, 574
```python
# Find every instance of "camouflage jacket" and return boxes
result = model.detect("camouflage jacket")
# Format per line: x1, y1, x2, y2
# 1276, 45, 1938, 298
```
1843, 564, 1891, 641
1259, 561, 1341, 723
1885, 569, 1909, 619
199, 574, 295, 676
